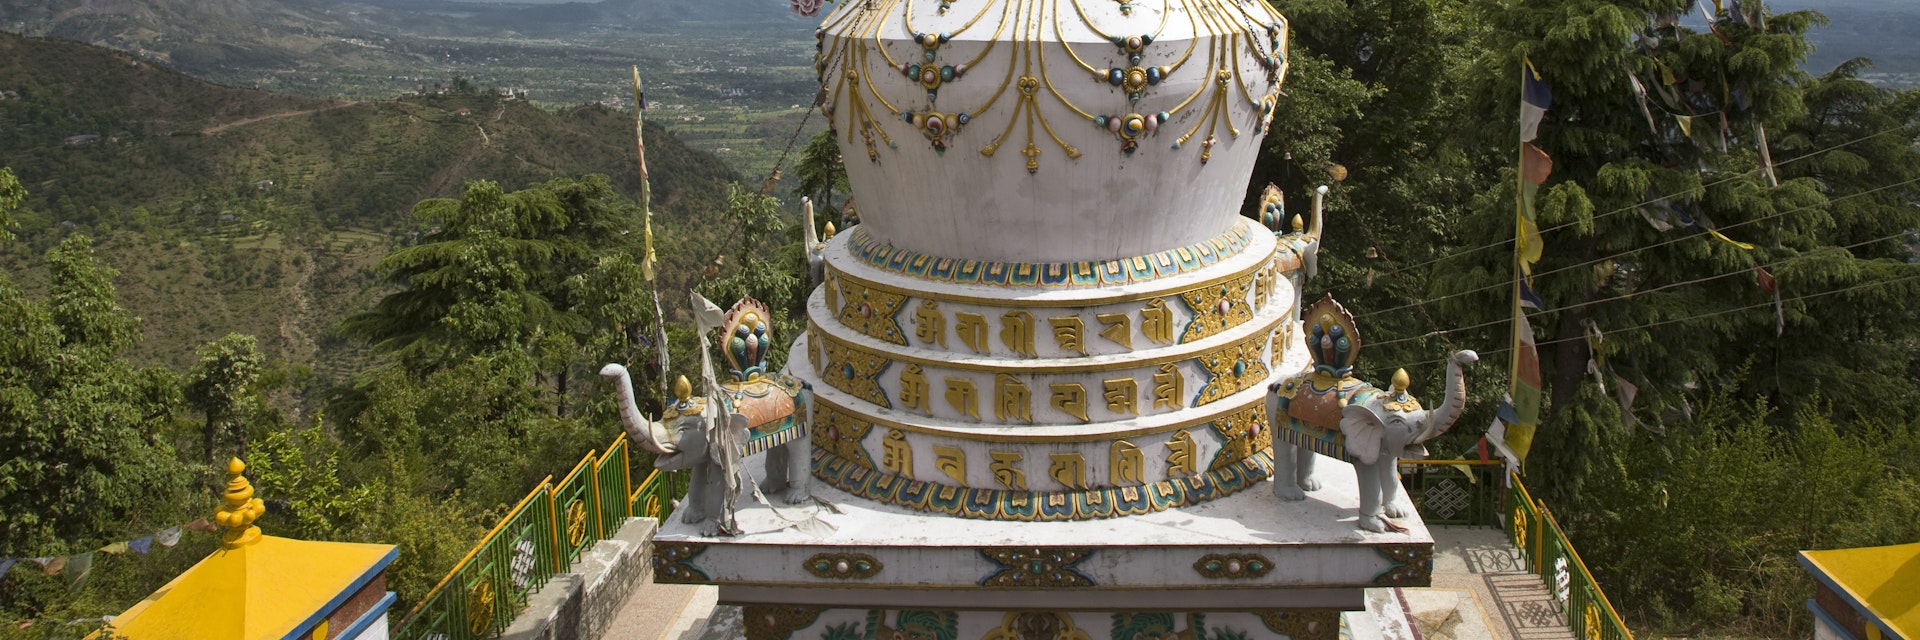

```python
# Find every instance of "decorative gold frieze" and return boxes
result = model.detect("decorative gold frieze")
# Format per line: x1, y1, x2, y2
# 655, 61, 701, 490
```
934, 445, 967, 485
898, 364, 931, 414
978, 548, 1095, 587
913, 300, 946, 348
1000, 310, 1037, 357
1111, 441, 1144, 486
818, 333, 891, 408
1372, 545, 1435, 586
741, 605, 825, 640
834, 278, 909, 345
1209, 405, 1272, 470
1179, 274, 1255, 343
1255, 609, 1342, 640
1050, 383, 1089, 423
1140, 298, 1175, 346
1048, 452, 1088, 489
1050, 316, 1086, 355
1104, 378, 1138, 415
881, 429, 913, 479
1167, 430, 1197, 478
956, 312, 989, 354
1152, 363, 1184, 410
1194, 332, 1272, 406
1194, 553, 1273, 579
1096, 312, 1132, 349
994, 374, 1031, 422
984, 612, 1092, 640
804, 552, 882, 580
811, 404, 874, 469
989, 451, 1026, 491
946, 377, 980, 419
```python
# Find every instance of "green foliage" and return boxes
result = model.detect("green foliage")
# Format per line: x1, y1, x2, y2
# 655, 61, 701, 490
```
698, 184, 806, 372
0, 236, 196, 557
186, 333, 265, 466
1574, 387, 1920, 636
0, 167, 21, 242
793, 130, 851, 224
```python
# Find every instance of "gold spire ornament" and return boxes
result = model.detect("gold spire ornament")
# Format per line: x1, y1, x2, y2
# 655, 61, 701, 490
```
1383, 368, 1422, 412
215, 458, 267, 548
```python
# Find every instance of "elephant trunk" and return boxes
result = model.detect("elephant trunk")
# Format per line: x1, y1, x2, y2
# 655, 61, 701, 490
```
599, 363, 678, 455
1414, 350, 1478, 444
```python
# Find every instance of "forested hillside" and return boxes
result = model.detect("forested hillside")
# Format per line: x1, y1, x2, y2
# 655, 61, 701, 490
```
0, 30, 766, 635
0, 31, 737, 374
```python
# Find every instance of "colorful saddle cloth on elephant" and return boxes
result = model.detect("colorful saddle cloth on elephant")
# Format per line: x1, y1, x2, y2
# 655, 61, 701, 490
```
1272, 373, 1380, 465
717, 374, 808, 457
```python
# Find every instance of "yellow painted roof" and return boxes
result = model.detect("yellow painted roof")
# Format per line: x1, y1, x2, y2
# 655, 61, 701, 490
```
1800, 541, 1920, 640
110, 535, 397, 640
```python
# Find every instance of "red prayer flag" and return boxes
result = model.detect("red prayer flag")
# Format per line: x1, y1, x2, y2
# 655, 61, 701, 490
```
1522, 143, 1553, 185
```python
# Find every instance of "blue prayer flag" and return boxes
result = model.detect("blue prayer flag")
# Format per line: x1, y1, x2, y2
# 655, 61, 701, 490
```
1520, 59, 1552, 141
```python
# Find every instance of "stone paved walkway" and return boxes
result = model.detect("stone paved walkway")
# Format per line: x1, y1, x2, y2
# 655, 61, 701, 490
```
599, 575, 715, 640
1416, 526, 1576, 640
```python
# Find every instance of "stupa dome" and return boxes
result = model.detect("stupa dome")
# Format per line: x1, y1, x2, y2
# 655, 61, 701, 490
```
817, 0, 1288, 264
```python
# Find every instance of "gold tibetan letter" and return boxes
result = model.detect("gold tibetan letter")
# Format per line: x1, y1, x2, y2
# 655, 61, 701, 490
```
994, 374, 1032, 422
1111, 441, 1144, 486
990, 451, 1026, 491
914, 300, 947, 348
956, 312, 988, 354
1141, 298, 1175, 346
933, 445, 967, 486
1166, 430, 1197, 478
1050, 383, 1089, 423
1048, 452, 1088, 490
1049, 316, 1086, 355
882, 429, 913, 479
1096, 312, 1132, 349
898, 364, 930, 414
1000, 310, 1037, 357
945, 377, 980, 419
1152, 362, 1184, 410
1103, 378, 1138, 415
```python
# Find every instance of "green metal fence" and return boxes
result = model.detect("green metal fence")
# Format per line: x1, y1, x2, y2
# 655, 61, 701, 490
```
1400, 460, 1505, 526
396, 476, 557, 640
393, 434, 689, 640
1498, 471, 1635, 640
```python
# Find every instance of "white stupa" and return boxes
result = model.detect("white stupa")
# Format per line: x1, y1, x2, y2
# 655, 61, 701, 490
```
652, 2, 1436, 639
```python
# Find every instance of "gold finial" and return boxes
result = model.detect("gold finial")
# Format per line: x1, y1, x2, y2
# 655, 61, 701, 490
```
215, 457, 266, 548
1390, 368, 1410, 393
673, 375, 692, 402
823, 221, 837, 241
1290, 214, 1303, 233
1383, 368, 1422, 412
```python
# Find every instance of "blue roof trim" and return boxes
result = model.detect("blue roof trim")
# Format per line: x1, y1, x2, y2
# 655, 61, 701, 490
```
334, 592, 397, 640
1807, 598, 1860, 640
1797, 552, 1907, 640
281, 546, 399, 640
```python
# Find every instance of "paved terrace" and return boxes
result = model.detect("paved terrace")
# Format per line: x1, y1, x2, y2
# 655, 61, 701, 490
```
598, 525, 1577, 640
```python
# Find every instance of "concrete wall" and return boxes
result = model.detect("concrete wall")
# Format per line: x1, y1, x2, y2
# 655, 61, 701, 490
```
504, 518, 658, 640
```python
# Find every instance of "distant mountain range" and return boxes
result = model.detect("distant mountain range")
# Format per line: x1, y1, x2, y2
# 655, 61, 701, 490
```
0, 0, 800, 78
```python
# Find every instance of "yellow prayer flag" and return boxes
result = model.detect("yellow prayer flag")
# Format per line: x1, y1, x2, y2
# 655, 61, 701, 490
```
1708, 228, 1755, 250
1516, 213, 1544, 274
99, 541, 131, 555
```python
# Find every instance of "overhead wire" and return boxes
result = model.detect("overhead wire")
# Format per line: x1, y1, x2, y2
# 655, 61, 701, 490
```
1323, 121, 1920, 290
1372, 272, 1920, 372
1359, 175, 1920, 318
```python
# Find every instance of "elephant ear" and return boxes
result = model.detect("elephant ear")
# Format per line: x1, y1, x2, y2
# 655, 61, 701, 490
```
1340, 404, 1388, 465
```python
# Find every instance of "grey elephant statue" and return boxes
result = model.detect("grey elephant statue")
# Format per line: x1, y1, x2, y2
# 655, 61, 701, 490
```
602, 298, 814, 528
1267, 295, 1477, 533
